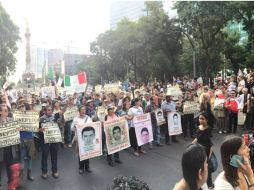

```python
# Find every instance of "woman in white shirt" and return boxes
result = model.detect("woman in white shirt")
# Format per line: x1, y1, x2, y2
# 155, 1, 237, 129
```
214, 135, 254, 190
174, 143, 209, 190
128, 98, 146, 156
71, 105, 93, 174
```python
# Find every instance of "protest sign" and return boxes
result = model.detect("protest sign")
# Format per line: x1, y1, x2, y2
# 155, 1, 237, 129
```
13, 111, 39, 132
96, 106, 107, 121
104, 117, 130, 155
133, 113, 153, 146
0, 121, 20, 148
155, 109, 165, 125
104, 83, 120, 94
64, 107, 78, 122
238, 112, 246, 126
41, 86, 56, 99
214, 98, 225, 110
166, 87, 182, 97
168, 112, 182, 136
183, 101, 200, 114
85, 84, 93, 96
76, 121, 102, 161
95, 85, 102, 94
42, 122, 62, 143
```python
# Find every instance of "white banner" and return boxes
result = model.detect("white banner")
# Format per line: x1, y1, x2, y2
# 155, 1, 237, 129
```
104, 117, 130, 155
133, 113, 153, 146
76, 122, 102, 161
64, 107, 78, 122
0, 121, 20, 148
155, 109, 165, 126
41, 86, 56, 99
13, 111, 39, 132
42, 122, 62, 144
168, 112, 182, 136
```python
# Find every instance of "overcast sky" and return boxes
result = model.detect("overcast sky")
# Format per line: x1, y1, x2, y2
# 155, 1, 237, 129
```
1, 0, 113, 82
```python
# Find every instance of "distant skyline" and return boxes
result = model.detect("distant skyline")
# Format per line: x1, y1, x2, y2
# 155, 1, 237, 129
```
1, 0, 112, 82
1, 0, 176, 83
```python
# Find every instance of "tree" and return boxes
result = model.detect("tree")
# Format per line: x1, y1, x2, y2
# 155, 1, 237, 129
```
0, 3, 20, 77
175, 1, 234, 84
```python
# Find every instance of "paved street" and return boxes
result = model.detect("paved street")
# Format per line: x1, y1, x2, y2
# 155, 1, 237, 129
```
3, 132, 229, 190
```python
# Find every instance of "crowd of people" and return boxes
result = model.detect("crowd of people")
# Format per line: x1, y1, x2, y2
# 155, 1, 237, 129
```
0, 70, 253, 190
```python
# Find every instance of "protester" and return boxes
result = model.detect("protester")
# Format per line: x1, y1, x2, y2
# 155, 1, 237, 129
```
214, 135, 254, 190
173, 143, 208, 190
103, 106, 123, 166
18, 102, 35, 181
225, 90, 239, 133
71, 105, 92, 174
192, 113, 214, 188
39, 105, 59, 179
128, 98, 146, 156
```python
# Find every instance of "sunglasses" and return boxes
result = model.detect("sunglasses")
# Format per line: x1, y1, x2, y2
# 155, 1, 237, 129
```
46, 109, 52, 111
1, 110, 8, 112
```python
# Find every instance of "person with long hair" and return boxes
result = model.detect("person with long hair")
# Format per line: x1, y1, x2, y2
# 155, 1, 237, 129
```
249, 87, 254, 130
173, 143, 208, 190
193, 113, 214, 188
214, 135, 254, 190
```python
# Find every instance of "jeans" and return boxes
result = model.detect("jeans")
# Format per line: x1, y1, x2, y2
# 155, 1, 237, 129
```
20, 140, 33, 170
64, 121, 72, 145
41, 143, 58, 173
152, 124, 161, 144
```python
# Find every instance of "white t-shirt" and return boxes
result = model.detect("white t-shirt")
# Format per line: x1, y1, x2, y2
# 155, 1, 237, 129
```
128, 106, 143, 127
173, 182, 209, 190
214, 172, 241, 190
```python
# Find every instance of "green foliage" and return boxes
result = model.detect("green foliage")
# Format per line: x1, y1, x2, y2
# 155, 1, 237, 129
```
0, 3, 20, 77
87, 1, 254, 84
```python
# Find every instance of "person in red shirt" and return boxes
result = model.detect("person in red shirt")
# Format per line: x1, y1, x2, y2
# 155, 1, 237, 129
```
225, 90, 239, 133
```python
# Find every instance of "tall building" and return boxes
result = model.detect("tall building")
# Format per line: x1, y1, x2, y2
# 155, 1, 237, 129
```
31, 46, 47, 78
64, 54, 91, 75
110, 1, 147, 29
48, 49, 64, 74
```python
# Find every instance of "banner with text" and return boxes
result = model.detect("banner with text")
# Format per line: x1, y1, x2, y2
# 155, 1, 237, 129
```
64, 107, 78, 122
42, 122, 62, 144
183, 101, 200, 114
168, 112, 182, 136
76, 121, 102, 161
41, 86, 56, 99
0, 121, 20, 148
155, 109, 165, 126
133, 113, 153, 146
13, 111, 39, 132
104, 117, 130, 155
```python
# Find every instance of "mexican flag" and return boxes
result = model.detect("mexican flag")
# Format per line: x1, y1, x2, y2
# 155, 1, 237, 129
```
64, 72, 87, 94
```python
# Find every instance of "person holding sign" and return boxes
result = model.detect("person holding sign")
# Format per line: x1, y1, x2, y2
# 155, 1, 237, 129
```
145, 97, 163, 147
39, 105, 59, 179
182, 90, 195, 139
71, 105, 93, 174
103, 106, 123, 167
161, 94, 178, 145
128, 98, 146, 156
17, 102, 35, 181
0, 104, 20, 189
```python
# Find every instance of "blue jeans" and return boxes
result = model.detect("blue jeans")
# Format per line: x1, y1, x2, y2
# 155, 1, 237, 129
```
152, 124, 161, 144
41, 143, 58, 173
20, 140, 33, 170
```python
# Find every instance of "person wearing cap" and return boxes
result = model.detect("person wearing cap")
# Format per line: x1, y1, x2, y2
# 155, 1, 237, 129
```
161, 94, 178, 145
103, 105, 123, 166
18, 103, 35, 181
128, 98, 146, 156
39, 105, 59, 179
